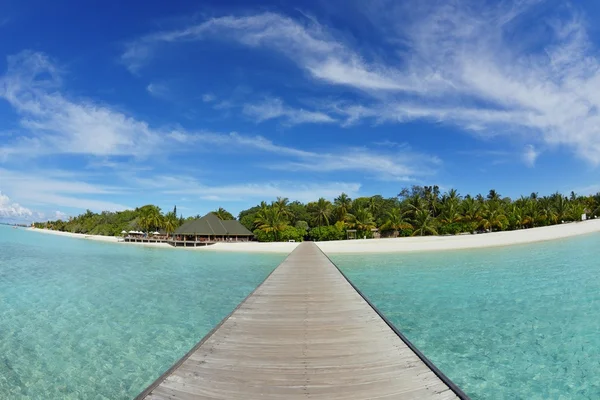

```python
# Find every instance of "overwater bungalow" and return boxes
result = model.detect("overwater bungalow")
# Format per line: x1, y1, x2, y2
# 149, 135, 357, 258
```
169, 212, 254, 247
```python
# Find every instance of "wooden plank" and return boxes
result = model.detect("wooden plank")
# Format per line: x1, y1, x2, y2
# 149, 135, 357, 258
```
136, 242, 468, 399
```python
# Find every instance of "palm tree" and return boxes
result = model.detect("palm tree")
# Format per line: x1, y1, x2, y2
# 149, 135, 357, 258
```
411, 209, 438, 236
273, 197, 293, 221
333, 193, 352, 222
405, 194, 426, 219
552, 193, 569, 223
459, 196, 481, 230
139, 206, 163, 233
479, 203, 508, 232
522, 199, 542, 228
487, 189, 501, 202
213, 207, 235, 220
308, 198, 332, 232
568, 203, 586, 221
507, 204, 525, 230
367, 195, 383, 216
380, 208, 412, 237
439, 200, 461, 225
254, 206, 289, 241
348, 207, 376, 235
444, 188, 461, 204
163, 213, 177, 238
424, 186, 441, 216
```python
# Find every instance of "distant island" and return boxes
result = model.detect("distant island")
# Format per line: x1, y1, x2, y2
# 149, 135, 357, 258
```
32, 186, 600, 242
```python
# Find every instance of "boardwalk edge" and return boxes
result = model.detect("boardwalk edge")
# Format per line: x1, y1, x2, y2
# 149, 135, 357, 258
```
315, 244, 471, 400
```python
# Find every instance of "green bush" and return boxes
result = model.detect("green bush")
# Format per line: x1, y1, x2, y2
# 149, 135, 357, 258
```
253, 227, 304, 242
309, 225, 344, 241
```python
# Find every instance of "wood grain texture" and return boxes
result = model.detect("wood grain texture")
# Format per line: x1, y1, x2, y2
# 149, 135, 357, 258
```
137, 242, 463, 399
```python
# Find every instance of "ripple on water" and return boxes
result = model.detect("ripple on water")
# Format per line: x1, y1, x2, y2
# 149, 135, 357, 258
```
0, 227, 283, 399
332, 233, 600, 400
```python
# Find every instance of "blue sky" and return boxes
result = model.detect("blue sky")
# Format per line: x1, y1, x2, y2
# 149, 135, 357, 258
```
1, 0, 600, 222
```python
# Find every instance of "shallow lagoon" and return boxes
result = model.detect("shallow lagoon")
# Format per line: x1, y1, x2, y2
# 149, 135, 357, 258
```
333, 232, 600, 399
3, 225, 600, 399
0, 226, 283, 399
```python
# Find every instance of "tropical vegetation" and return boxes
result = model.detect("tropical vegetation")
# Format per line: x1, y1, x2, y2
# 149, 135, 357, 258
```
34, 186, 600, 242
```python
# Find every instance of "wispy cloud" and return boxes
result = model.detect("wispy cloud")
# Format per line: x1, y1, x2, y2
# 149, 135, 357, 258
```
146, 82, 170, 99
202, 93, 215, 102
0, 51, 162, 158
132, 175, 361, 202
0, 169, 129, 211
243, 97, 336, 125
121, 12, 413, 92
121, 2, 600, 165
522, 144, 539, 167
168, 131, 439, 181
0, 49, 434, 184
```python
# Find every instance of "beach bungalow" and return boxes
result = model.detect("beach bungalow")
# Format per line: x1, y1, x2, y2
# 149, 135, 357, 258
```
169, 213, 254, 247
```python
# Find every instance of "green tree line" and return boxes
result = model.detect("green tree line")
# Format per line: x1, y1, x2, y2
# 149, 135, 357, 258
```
34, 186, 600, 242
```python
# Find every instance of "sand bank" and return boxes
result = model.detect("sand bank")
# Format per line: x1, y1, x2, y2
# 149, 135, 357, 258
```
25, 219, 600, 254
24, 228, 296, 252
24, 228, 172, 248
318, 219, 600, 254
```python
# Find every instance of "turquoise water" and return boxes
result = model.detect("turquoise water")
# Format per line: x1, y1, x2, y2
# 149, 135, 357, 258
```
332, 232, 600, 400
0, 226, 283, 399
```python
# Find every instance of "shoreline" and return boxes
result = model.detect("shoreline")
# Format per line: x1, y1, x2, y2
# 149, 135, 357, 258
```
23, 219, 600, 254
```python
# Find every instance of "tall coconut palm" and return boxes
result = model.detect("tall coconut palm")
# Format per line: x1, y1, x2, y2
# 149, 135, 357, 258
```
405, 194, 426, 219
367, 195, 383, 216
163, 212, 178, 238
423, 186, 441, 216
487, 189, 501, 202
568, 203, 586, 221
254, 206, 289, 241
439, 200, 461, 225
459, 196, 481, 227
140, 206, 163, 233
411, 209, 438, 236
308, 198, 332, 232
479, 203, 508, 232
522, 200, 542, 228
213, 207, 235, 220
506, 204, 526, 230
552, 193, 569, 223
380, 208, 413, 237
444, 188, 461, 205
273, 197, 293, 221
334, 193, 352, 222
348, 206, 376, 234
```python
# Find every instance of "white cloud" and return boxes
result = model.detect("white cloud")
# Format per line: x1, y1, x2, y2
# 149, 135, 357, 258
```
133, 175, 361, 202
0, 169, 129, 211
242, 97, 336, 125
54, 210, 68, 220
202, 93, 215, 102
572, 183, 600, 196
0, 191, 33, 220
266, 147, 440, 182
0, 51, 163, 158
121, 12, 413, 92
146, 82, 169, 98
120, 3, 600, 164
522, 144, 539, 167
165, 130, 438, 181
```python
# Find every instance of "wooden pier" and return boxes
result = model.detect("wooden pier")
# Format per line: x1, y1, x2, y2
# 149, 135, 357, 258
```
136, 242, 468, 400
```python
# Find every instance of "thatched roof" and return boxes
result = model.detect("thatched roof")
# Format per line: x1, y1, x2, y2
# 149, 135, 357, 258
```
174, 213, 254, 236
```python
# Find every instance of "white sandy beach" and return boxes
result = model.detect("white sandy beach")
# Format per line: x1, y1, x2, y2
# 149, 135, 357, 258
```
25, 219, 600, 254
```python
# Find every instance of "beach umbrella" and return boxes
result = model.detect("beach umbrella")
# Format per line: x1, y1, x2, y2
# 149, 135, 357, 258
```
153, 231, 160, 235
121, 230, 127, 234
128, 230, 135, 234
